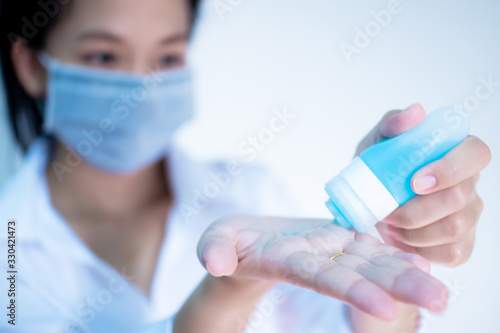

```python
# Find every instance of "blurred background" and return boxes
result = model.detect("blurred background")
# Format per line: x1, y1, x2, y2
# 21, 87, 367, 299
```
1, 0, 499, 332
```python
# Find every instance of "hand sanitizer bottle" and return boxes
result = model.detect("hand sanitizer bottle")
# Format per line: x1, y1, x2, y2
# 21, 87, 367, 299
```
325, 106, 470, 233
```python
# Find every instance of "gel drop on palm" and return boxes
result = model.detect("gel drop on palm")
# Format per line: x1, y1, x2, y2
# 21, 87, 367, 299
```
325, 106, 470, 233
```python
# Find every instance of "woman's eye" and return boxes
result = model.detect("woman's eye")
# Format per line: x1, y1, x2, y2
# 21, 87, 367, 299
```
159, 54, 182, 68
83, 53, 116, 66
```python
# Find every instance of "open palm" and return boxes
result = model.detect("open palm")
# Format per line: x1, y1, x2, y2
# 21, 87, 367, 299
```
197, 215, 448, 321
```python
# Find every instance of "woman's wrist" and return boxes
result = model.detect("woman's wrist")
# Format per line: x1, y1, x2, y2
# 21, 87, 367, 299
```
174, 274, 275, 333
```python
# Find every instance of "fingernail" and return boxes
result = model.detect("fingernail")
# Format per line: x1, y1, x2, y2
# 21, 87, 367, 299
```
402, 104, 415, 113
413, 175, 436, 193
400, 103, 419, 115
428, 298, 447, 314
387, 106, 410, 122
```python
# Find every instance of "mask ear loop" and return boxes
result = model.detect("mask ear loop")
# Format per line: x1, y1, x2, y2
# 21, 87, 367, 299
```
37, 50, 52, 69
35, 51, 52, 119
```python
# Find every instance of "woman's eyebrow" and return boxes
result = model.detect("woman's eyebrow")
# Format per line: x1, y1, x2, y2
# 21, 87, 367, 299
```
159, 32, 189, 45
76, 31, 188, 45
77, 30, 122, 43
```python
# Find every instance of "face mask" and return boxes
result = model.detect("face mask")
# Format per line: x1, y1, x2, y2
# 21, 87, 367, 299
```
39, 52, 194, 173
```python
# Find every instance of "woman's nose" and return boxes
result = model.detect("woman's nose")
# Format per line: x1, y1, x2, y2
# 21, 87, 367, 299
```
127, 57, 155, 75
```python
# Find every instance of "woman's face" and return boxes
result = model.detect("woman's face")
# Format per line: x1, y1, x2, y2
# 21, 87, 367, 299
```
44, 0, 191, 74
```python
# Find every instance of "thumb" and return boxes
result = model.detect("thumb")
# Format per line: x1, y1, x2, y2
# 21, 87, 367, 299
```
379, 103, 426, 138
356, 103, 427, 155
197, 229, 239, 277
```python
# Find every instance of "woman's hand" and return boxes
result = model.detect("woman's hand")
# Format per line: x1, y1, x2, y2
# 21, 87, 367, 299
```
197, 215, 448, 322
356, 103, 491, 266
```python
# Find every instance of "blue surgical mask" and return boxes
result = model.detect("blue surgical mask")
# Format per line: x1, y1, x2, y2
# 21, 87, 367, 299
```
39, 53, 194, 173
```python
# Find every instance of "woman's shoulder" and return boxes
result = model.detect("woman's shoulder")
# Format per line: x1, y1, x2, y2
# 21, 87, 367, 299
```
0, 164, 36, 214
0, 138, 49, 240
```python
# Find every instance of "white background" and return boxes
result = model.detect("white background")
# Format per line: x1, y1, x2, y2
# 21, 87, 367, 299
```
1, 0, 499, 332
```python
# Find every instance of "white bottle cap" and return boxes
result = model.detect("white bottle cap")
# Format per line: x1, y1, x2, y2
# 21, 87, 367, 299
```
325, 156, 399, 233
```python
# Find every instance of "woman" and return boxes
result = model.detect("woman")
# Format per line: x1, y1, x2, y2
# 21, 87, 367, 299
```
0, 0, 491, 332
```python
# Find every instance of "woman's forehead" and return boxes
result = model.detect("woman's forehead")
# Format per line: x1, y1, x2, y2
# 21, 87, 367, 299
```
46, 0, 190, 47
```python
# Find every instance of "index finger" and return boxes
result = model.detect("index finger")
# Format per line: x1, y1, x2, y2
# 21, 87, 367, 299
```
411, 136, 491, 195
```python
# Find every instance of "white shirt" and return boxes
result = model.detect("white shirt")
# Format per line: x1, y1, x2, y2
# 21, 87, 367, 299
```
0, 138, 351, 333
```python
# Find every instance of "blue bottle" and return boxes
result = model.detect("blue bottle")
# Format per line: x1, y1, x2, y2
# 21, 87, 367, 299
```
325, 106, 470, 233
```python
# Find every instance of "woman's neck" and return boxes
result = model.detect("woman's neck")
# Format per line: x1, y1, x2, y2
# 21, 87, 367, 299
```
45, 141, 173, 223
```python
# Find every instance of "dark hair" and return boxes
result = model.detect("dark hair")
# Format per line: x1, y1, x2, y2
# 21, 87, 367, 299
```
0, 0, 201, 152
